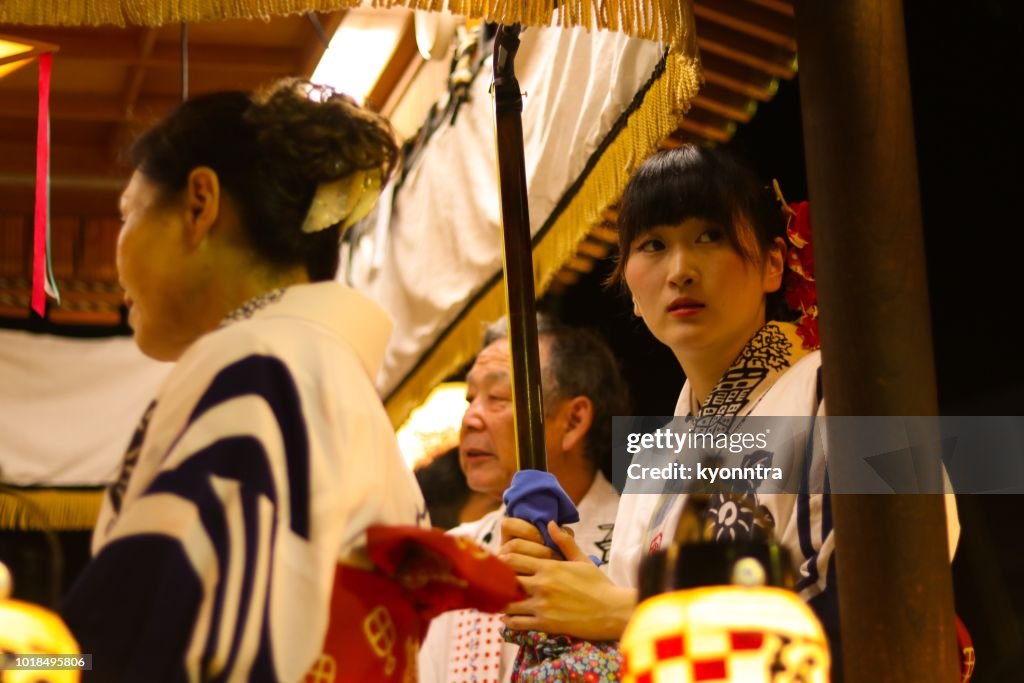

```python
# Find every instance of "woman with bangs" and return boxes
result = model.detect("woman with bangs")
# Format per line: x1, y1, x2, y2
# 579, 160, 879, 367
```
604, 145, 836, 626
500, 145, 963, 681
498, 144, 841, 666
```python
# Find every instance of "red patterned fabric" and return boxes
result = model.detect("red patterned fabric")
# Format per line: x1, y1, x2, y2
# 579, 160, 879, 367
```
956, 615, 975, 683
782, 200, 819, 351
308, 525, 524, 682
367, 525, 524, 623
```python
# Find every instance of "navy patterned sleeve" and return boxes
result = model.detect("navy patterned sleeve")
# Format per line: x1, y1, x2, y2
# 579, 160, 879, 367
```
62, 355, 312, 681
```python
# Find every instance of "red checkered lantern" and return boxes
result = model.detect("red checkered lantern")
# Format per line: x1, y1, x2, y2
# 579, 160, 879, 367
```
0, 561, 81, 683
621, 585, 830, 683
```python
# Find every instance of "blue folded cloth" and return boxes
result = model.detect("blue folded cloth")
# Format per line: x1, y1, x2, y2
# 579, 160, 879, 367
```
503, 470, 579, 558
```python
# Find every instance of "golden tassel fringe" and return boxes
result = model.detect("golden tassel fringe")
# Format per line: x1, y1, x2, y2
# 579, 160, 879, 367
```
0, 488, 104, 531
386, 51, 700, 428
0, 0, 697, 59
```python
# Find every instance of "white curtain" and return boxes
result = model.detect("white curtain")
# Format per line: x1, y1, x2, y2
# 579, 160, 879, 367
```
0, 330, 170, 486
347, 25, 665, 397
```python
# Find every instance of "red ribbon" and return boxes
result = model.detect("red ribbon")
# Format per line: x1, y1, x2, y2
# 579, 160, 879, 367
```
32, 52, 52, 317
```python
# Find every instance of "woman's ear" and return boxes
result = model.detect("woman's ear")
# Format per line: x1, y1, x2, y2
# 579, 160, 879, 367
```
763, 236, 786, 293
183, 167, 221, 249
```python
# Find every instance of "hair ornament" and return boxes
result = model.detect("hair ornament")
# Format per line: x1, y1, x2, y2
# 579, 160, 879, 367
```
772, 179, 819, 350
301, 168, 383, 235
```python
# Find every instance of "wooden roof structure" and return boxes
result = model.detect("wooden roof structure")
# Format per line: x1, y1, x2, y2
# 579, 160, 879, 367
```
0, 0, 796, 323
0, 12, 352, 323
547, 0, 797, 293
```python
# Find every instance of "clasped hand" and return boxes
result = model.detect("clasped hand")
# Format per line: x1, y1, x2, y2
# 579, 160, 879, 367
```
497, 517, 636, 641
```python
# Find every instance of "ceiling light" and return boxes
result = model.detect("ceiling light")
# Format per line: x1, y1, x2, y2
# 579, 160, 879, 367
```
310, 8, 409, 105
0, 34, 58, 79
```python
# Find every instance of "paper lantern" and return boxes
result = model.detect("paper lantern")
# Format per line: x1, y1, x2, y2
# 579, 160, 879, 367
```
0, 601, 81, 682
622, 510, 830, 683
621, 585, 830, 683
0, 561, 81, 682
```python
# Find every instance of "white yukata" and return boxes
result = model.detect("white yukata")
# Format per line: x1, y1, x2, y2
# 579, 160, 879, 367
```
608, 321, 959, 666
418, 471, 620, 683
63, 282, 427, 682
609, 340, 831, 599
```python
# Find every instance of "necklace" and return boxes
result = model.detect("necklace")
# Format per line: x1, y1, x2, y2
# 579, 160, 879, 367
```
219, 287, 286, 327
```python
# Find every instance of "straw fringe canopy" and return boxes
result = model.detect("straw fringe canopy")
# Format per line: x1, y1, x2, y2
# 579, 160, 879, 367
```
0, 0, 696, 57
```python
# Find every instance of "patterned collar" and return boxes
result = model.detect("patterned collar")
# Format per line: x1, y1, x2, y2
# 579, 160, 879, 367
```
219, 287, 286, 327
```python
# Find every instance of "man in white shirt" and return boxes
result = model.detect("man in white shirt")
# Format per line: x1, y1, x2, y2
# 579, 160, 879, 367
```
418, 316, 628, 683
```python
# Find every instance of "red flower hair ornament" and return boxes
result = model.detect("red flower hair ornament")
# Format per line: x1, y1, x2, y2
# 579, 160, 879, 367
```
773, 179, 819, 350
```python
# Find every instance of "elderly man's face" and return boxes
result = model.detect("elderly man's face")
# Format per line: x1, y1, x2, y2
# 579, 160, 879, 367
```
459, 337, 559, 498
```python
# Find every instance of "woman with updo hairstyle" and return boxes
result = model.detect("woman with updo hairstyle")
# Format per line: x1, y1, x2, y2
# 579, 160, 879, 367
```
61, 80, 428, 681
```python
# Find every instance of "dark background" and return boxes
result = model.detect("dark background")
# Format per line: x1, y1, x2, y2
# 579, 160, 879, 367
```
544, 1, 1024, 679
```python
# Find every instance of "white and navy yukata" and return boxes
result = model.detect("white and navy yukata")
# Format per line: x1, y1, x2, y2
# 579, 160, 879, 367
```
63, 282, 427, 682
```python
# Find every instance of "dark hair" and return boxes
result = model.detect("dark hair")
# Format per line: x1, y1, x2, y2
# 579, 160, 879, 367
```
484, 314, 631, 470
129, 80, 399, 281
414, 447, 472, 530
608, 145, 794, 322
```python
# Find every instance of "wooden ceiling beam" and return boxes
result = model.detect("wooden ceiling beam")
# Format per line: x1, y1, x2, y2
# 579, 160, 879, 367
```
0, 27, 135, 59
663, 129, 711, 148
110, 27, 161, 168
0, 185, 120, 216
0, 92, 121, 122
694, 0, 796, 50
696, 21, 797, 79
691, 84, 759, 123
0, 29, 298, 72
566, 255, 595, 274
0, 92, 180, 123
676, 115, 735, 143
0, 142, 124, 183
145, 43, 299, 73
123, 27, 159, 118
700, 52, 780, 102
576, 239, 611, 259
746, 0, 795, 17
553, 270, 580, 287
590, 225, 618, 244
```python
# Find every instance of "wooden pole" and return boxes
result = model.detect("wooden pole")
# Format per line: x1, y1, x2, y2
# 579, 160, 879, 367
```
492, 24, 546, 472
793, 1, 959, 680
180, 23, 189, 101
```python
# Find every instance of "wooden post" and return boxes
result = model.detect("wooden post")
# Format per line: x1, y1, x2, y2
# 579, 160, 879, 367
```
794, 1, 959, 680
492, 24, 547, 472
